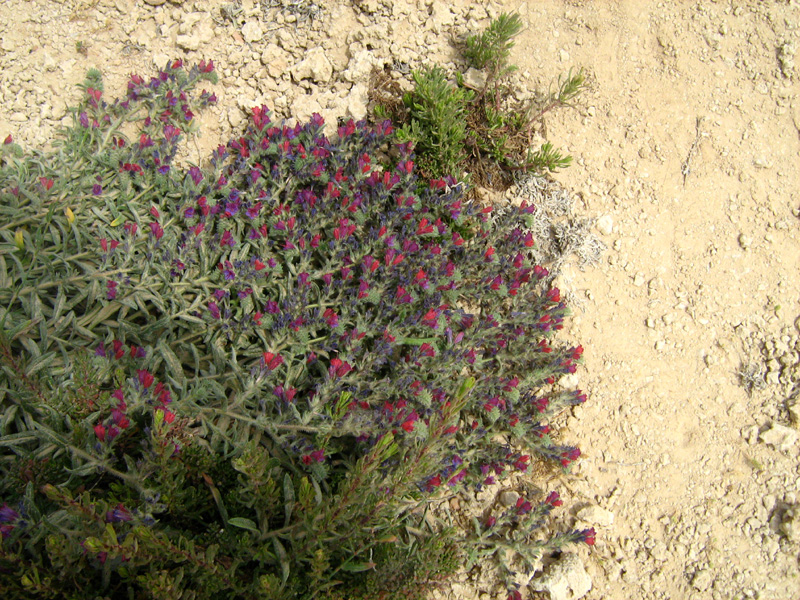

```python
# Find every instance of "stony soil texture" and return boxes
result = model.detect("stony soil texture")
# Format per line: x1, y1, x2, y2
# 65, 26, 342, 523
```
1, 1, 799, 599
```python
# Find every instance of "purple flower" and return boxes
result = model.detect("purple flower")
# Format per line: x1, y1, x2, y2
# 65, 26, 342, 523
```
188, 166, 203, 185
79, 112, 89, 128
0, 503, 20, 523
95, 344, 107, 357
208, 302, 221, 320
92, 183, 103, 195
105, 504, 132, 523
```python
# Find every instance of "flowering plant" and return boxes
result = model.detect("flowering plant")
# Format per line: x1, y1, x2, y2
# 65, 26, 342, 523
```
0, 63, 591, 598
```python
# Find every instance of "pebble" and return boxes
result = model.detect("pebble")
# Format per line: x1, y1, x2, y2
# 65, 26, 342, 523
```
499, 490, 519, 507
759, 423, 799, 452
291, 47, 333, 84
596, 214, 614, 235
691, 568, 714, 592
530, 552, 592, 600
241, 20, 263, 43
738, 233, 752, 249
576, 505, 615, 528
780, 504, 800, 541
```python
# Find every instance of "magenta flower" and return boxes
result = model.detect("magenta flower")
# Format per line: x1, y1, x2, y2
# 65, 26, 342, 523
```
323, 308, 339, 328
208, 302, 221, 319
419, 343, 435, 358
188, 166, 203, 185
220, 230, 235, 247
137, 369, 155, 389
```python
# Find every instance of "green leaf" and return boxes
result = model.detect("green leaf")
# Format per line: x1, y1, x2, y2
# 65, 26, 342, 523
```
157, 339, 186, 388
339, 561, 376, 573
228, 517, 259, 534
283, 473, 294, 527
272, 538, 290, 585
25, 352, 55, 377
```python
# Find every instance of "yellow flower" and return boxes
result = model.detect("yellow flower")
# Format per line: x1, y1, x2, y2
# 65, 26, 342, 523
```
65, 207, 75, 223
14, 228, 24, 251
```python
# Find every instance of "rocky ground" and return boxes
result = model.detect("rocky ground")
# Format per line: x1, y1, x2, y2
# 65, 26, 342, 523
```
1, 1, 799, 599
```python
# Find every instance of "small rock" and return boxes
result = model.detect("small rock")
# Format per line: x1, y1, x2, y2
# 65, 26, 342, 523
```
530, 552, 592, 600
292, 47, 333, 84
343, 49, 381, 83
499, 490, 520, 507
290, 95, 324, 125
738, 233, 752, 249
576, 505, 615, 528
759, 423, 799, 452
691, 569, 714, 592
596, 215, 613, 235
241, 21, 263, 43
463, 67, 487, 90
560, 373, 579, 389
142, 0, 167, 5
176, 34, 200, 51
261, 44, 291, 79
787, 399, 799, 426
649, 541, 668, 562
780, 504, 800, 541
228, 107, 244, 128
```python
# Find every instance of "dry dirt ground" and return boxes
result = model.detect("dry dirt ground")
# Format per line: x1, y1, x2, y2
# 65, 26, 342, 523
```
1, 1, 799, 599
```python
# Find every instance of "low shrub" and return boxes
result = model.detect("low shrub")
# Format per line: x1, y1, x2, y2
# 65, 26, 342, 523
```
0, 60, 592, 599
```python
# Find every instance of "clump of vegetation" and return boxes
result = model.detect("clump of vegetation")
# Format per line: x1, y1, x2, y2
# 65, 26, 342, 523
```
382, 12, 588, 188
0, 59, 591, 599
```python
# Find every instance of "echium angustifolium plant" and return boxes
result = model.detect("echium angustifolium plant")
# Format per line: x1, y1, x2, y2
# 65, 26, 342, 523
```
0, 62, 594, 599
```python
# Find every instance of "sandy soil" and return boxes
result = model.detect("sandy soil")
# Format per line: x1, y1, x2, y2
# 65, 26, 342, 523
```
1, 1, 798, 599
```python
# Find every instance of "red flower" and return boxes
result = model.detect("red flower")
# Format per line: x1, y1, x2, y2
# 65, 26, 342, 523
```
515, 497, 532, 514
137, 369, 154, 389
579, 527, 596, 546
262, 352, 284, 371
546, 491, 563, 507
94, 423, 106, 441
329, 358, 352, 378
39, 177, 54, 191
416, 218, 434, 235
149, 222, 164, 240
